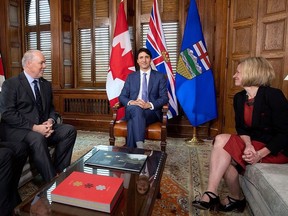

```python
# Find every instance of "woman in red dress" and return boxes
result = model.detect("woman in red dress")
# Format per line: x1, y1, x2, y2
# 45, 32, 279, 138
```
192, 57, 288, 212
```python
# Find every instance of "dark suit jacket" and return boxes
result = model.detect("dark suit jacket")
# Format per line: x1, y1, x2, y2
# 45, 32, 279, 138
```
233, 86, 288, 156
0, 72, 57, 142
119, 70, 169, 120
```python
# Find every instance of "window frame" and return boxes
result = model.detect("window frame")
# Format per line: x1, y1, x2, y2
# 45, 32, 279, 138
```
23, 0, 52, 81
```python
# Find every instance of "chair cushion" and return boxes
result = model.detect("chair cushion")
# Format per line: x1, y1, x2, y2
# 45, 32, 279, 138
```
145, 122, 162, 139
114, 121, 128, 137
240, 163, 288, 215
114, 121, 162, 140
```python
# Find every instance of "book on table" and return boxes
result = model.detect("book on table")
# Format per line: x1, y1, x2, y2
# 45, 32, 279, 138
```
51, 171, 124, 213
84, 150, 148, 173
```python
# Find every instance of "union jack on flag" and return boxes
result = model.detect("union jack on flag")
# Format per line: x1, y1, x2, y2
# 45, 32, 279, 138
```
145, 0, 178, 119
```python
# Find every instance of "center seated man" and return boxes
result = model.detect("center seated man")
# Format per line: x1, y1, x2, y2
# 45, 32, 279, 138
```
119, 48, 169, 148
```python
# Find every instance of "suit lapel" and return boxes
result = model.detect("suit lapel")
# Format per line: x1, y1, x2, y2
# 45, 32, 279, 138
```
19, 73, 35, 103
135, 71, 141, 94
38, 78, 47, 112
148, 70, 156, 94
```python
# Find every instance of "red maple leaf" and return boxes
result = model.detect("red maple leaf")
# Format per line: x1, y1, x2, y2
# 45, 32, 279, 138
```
110, 43, 134, 81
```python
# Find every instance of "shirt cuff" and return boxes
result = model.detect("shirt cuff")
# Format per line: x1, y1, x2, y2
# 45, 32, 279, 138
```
127, 100, 132, 106
49, 118, 55, 124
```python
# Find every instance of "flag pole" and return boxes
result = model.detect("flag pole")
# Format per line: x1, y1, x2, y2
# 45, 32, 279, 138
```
186, 127, 203, 144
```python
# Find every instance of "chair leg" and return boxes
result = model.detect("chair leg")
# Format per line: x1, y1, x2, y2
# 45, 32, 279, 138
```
160, 141, 166, 152
109, 137, 116, 146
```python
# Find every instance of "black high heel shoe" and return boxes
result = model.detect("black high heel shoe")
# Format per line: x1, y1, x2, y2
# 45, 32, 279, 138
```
219, 196, 246, 212
192, 191, 220, 211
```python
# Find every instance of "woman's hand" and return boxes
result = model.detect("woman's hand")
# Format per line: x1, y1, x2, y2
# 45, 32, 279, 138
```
243, 143, 255, 155
242, 142, 258, 164
242, 151, 262, 164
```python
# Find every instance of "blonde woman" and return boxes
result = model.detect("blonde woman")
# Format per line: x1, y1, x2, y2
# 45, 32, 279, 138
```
192, 57, 288, 212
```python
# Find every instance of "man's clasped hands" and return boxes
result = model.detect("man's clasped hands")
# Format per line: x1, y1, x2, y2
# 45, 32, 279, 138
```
32, 119, 55, 138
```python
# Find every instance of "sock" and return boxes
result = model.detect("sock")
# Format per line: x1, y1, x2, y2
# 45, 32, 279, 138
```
136, 141, 144, 149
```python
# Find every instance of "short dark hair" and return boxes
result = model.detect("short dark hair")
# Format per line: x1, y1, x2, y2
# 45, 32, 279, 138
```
136, 48, 152, 59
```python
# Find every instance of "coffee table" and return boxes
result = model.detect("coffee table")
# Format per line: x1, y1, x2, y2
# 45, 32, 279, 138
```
15, 145, 167, 216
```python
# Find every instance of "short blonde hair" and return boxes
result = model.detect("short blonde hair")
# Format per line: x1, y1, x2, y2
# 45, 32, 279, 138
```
239, 57, 275, 87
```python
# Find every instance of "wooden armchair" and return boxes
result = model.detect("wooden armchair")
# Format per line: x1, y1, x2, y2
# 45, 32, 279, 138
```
109, 103, 168, 152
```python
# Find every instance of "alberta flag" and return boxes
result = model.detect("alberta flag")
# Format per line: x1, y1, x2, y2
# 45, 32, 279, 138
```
146, 0, 178, 119
106, 0, 135, 120
175, 0, 217, 126
0, 53, 5, 91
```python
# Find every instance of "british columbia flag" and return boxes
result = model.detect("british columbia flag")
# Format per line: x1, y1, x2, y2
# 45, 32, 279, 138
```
145, 0, 178, 119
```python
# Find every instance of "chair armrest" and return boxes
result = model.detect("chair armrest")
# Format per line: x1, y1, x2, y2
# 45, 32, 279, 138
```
161, 104, 168, 124
112, 102, 122, 111
111, 102, 123, 122
109, 102, 124, 145
161, 104, 168, 146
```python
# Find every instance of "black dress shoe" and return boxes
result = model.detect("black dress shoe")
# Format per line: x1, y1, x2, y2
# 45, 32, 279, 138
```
192, 191, 220, 211
219, 196, 246, 212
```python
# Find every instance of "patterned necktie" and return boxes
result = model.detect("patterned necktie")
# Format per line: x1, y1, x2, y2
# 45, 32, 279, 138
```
142, 73, 148, 102
33, 80, 44, 123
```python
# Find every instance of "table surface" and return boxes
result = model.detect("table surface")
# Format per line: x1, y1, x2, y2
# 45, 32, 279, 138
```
15, 145, 167, 216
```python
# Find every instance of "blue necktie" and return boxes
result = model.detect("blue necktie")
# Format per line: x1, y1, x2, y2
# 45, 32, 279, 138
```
142, 73, 148, 102
33, 80, 44, 123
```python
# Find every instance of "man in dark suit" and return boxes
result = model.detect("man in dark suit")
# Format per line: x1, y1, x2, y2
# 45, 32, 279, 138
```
0, 50, 77, 182
119, 48, 168, 148
0, 143, 28, 216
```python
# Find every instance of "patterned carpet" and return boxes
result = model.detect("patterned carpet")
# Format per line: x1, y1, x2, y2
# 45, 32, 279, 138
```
73, 131, 191, 215
188, 142, 251, 216
68, 131, 252, 215
19, 131, 252, 215
19, 131, 190, 215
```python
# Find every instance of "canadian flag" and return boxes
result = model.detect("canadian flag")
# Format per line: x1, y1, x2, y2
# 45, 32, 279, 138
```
0, 53, 5, 91
106, 0, 135, 120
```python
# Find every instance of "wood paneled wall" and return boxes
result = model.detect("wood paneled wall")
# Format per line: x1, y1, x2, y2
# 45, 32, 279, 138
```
4, 0, 287, 139
0, 0, 22, 79
0, 0, 227, 138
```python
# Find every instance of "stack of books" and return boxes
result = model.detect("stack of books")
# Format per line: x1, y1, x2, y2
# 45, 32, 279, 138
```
51, 171, 124, 213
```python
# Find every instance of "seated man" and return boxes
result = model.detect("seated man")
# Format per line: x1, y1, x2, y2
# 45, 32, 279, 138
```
119, 48, 168, 148
0, 50, 77, 183
0, 142, 28, 216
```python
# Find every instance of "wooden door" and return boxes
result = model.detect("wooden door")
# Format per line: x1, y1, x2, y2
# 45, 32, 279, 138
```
223, 0, 288, 133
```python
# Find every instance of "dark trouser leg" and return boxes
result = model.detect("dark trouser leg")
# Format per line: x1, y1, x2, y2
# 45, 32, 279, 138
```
0, 142, 28, 213
48, 124, 76, 173
7, 142, 29, 206
0, 142, 28, 216
125, 106, 159, 148
0, 148, 14, 216
126, 106, 146, 148
24, 132, 56, 182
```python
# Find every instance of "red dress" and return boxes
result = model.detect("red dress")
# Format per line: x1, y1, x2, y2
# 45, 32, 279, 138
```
223, 98, 288, 172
